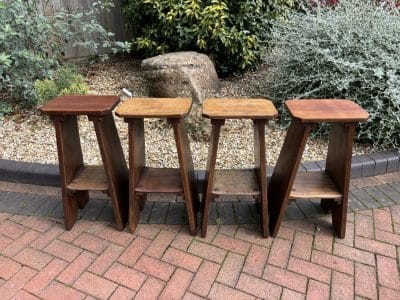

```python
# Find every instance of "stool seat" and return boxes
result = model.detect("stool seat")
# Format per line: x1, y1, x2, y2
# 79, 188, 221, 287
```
285, 99, 369, 123
115, 98, 192, 118
116, 97, 199, 235
40, 95, 128, 231
203, 98, 278, 119
201, 98, 277, 238
40, 95, 120, 116
268, 99, 368, 238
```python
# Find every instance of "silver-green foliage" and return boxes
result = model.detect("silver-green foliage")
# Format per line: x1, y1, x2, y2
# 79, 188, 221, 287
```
0, 0, 130, 110
265, 0, 400, 148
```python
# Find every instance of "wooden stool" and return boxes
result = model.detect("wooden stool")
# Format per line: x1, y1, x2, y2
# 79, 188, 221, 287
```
268, 99, 369, 238
201, 98, 278, 238
40, 95, 129, 231
115, 98, 199, 235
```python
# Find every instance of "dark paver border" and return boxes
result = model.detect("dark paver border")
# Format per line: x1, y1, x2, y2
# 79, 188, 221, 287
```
0, 150, 399, 188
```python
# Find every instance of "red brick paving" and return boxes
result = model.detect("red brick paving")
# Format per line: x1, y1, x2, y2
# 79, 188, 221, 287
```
0, 174, 400, 299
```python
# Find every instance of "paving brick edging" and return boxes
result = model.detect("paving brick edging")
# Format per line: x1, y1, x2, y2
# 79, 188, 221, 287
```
0, 150, 399, 188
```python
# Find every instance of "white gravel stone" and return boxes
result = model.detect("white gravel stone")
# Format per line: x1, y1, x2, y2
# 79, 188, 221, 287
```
0, 57, 380, 169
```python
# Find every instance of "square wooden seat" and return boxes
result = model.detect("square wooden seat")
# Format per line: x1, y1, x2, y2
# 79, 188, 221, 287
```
285, 99, 369, 123
268, 99, 368, 238
116, 98, 199, 235
201, 98, 278, 238
40, 95, 128, 231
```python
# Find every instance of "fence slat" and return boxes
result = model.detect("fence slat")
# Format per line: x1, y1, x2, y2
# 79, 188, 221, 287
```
38, 0, 129, 59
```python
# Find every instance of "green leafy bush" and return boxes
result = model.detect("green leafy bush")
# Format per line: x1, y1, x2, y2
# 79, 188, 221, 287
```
0, 0, 130, 112
264, 0, 400, 148
34, 66, 89, 103
123, 0, 295, 75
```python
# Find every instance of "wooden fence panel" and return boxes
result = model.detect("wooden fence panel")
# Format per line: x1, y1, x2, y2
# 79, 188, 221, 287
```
39, 0, 129, 59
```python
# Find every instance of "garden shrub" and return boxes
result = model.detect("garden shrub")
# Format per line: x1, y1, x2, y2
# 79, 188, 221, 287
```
0, 0, 130, 113
34, 66, 89, 104
263, 0, 400, 148
123, 0, 295, 76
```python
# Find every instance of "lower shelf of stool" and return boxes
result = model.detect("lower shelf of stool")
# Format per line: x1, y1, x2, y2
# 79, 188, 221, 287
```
67, 165, 108, 191
135, 167, 183, 193
289, 171, 342, 200
212, 169, 261, 196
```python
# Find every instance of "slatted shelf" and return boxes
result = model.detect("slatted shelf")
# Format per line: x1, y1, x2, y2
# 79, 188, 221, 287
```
212, 169, 261, 196
67, 165, 108, 191
135, 167, 183, 193
289, 171, 342, 200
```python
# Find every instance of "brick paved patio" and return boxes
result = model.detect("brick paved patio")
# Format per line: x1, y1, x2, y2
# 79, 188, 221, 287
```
0, 172, 399, 299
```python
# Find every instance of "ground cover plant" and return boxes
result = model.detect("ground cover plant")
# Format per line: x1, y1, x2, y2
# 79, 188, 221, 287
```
34, 65, 90, 104
0, 0, 130, 115
264, 0, 400, 148
123, 0, 295, 76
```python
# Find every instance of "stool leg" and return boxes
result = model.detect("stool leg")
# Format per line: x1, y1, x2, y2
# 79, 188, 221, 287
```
128, 119, 145, 233
91, 114, 129, 231
326, 123, 356, 238
253, 119, 269, 237
268, 119, 312, 236
52, 116, 88, 230
170, 118, 199, 236
201, 119, 224, 238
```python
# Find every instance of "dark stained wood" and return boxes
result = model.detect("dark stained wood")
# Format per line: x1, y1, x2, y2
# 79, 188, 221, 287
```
325, 123, 356, 238
285, 99, 369, 123
212, 169, 260, 196
203, 98, 278, 119
51, 115, 87, 230
91, 114, 129, 231
135, 167, 183, 193
116, 98, 192, 118
268, 119, 312, 237
269, 99, 368, 238
253, 119, 269, 237
289, 172, 342, 200
42, 96, 129, 231
41, 95, 120, 116
201, 119, 223, 238
67, 165, 108, 191
171, 118, 199, 235
127, 118, 145, 233
201, 99, 276, 238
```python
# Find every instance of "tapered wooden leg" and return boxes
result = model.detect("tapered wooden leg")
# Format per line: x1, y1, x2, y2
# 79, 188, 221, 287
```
127, 119, 145, 233
253, 119, 269, 237
201, 120, 224, 237
91, 114, 129, 231
326, 123, 356, 238
171, 118, 199, 236
268, 119, 312, 236
52, 116, 87, 230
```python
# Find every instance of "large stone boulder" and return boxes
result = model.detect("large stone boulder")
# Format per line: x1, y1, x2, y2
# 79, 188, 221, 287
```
141, 51, 219, 103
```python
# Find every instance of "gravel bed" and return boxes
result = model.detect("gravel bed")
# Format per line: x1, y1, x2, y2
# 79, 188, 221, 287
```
0, 57, 379, 169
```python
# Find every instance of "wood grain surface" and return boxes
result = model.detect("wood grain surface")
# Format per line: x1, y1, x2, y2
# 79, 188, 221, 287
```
203, 98, 278, 119
285, 99, 369, 123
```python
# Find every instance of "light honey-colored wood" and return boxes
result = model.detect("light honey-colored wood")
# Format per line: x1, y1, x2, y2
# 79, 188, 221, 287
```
289, 172, 342, 200
67, 165, 108, 191
203, 98, 278, 119
212, 169, 261, 196
286, 99, 369, 123
115, 98, 192, 118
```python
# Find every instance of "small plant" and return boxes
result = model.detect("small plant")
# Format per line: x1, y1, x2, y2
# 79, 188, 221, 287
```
34, 66, 89, 103
263, 0, 400, 148
123, 0, 295, 76
0, 0, 130, 110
